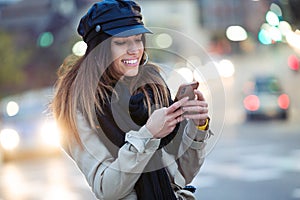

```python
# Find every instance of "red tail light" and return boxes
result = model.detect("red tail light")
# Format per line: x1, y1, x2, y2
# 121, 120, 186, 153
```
288, 55, 299, 71
278, 94, 290, 109
244, 95, 260, 111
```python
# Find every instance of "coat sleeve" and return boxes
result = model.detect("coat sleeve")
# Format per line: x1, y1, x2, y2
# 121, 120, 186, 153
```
63, 113, 160, 200
164, 120, 211, 186
176, 120, 208, 184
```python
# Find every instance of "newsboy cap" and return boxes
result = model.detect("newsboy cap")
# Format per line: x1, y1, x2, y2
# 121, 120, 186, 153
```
77, 0, 152, 44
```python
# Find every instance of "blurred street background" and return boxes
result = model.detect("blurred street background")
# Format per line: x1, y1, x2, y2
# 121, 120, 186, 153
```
0, 0, 300, 199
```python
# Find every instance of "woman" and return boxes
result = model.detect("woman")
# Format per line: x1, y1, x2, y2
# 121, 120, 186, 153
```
52, 1, 212, 199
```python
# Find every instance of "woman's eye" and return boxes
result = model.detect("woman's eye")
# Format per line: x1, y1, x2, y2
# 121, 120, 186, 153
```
114, 41, 126, 45
113, 38, 142, 45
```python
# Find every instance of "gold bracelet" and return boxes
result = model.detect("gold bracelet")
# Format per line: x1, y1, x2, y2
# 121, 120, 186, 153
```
196, 118, 209, 131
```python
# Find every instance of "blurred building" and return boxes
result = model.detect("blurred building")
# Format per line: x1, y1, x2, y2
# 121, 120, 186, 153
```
139, 0, 271, 55
198, 0, 271, 54
140, 0, 270, 32
198, 0, 269, 33
0, 0, 96, 36
288, 0, 300, 27
0, 0, 95, 95
139, 0, 209, 58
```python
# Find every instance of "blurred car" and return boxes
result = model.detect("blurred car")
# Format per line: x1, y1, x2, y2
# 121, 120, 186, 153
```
243, 75, 290, 120
0, 87, 61, 161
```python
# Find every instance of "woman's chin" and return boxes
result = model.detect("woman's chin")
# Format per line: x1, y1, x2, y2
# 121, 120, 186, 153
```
124, 69, 139, 77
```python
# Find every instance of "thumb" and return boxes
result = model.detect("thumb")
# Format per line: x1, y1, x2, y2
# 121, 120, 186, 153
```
194, 90, 205, 101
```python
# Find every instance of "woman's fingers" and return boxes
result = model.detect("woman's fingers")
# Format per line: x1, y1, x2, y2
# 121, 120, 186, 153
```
183, 100, 208, 108
146, 97, 189, 138
146, 90, 209, 138
182, 105, 208, 114
184, 113, 209, 120
165, 99, 187, 125
181, 89, 210, 125
165, 97, 189, 114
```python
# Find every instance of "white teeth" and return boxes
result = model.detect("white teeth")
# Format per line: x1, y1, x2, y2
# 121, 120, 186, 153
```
122, 59, 138, 64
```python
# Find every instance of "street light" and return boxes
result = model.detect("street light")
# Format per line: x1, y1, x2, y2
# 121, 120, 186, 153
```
225, 26, 248, 42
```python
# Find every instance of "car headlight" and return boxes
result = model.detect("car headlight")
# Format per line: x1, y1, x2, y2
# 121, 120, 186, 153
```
40, 120, 60, 147
0, 128, 20, 151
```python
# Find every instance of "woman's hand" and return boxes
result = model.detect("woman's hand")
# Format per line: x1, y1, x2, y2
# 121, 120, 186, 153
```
182, 90, 209, 126
146, 97, 189, 138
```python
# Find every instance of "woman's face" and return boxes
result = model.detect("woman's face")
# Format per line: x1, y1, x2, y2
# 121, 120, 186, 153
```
111, 34, 144, 77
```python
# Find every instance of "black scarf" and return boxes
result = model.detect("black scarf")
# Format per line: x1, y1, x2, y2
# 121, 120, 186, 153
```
96, 80, 179, 200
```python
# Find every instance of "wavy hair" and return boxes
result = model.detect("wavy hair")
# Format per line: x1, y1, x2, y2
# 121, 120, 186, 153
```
52, 35, 170, 145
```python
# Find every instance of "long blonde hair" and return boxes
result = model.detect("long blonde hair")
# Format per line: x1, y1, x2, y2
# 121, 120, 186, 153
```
52, 35, 170, 145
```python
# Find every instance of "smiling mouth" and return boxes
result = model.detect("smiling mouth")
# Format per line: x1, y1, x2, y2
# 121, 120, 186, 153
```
122, 59, 138, 65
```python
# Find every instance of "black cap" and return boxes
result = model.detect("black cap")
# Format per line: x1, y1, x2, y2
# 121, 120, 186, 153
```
77, 0, 152, 44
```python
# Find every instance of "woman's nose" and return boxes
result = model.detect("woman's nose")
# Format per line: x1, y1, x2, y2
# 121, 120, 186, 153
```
127, 42, 139, 54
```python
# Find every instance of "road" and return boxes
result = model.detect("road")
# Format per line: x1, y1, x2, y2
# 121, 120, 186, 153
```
0, 119, 299, 200
0, 45, 299, 200
0, 153, 97, 200
192, 120, 300, 200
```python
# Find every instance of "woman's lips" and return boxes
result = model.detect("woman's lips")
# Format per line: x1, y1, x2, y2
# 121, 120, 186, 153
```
122, 59, 138, 66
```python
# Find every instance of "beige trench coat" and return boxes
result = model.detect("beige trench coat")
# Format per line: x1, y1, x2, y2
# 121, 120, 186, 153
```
62, 113, 209, 200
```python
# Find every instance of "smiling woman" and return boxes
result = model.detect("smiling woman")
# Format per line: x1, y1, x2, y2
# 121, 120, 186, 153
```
111, 34, 144, 76
51, 1, 213, 199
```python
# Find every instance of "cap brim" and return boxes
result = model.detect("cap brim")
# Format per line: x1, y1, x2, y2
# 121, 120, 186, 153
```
104, 25, 152, 37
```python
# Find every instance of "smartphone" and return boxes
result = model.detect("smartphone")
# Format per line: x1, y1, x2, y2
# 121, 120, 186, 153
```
174, 81, 199, 101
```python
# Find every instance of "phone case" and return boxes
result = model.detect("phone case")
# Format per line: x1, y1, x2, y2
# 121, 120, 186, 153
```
174, 81, 199, 101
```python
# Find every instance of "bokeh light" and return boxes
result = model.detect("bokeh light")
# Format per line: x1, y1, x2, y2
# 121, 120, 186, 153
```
269, 26, 282, 42
217, 59, 235, 78
270, 3, 282, 18
0, 129, 20, 151
226, 26, 248, 42
278, 94, 290, 109
258, 29, 272, 45
279, 21, 292, 37
266, 11, 280, 26
288, 54, 299, 71
286, 30, 300, 51
40, 120, 61, 147
175, 67, 193, 82
244, 95, 260, 111
155, 33, 173, 48
37, 32, 54, 48
72, 41, 87, 56
6, 101, 19, 117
